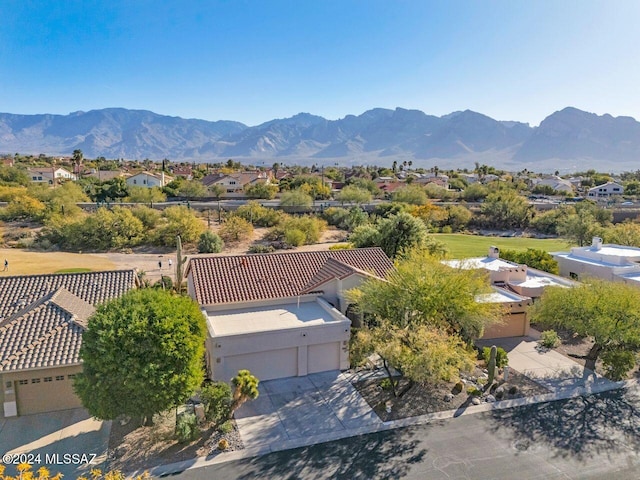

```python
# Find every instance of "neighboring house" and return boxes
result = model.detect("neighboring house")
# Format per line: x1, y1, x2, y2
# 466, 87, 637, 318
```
83, 169, 124, 182
553, 237, 640, 285
186, 248, 393, 382
202, 171, 271, 197
169, 166, 193, 180
1, 158, 14, 167
587, 182, 623, 199
444, 247, 576, 338
126, 171, 171, 188
27, 167, 76, 184
378, 181, 405, 195
531, 176, 574, 194
0, 270, 136, 417
416, 173, 449, 189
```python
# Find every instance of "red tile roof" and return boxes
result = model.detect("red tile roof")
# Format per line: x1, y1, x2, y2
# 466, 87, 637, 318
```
187, 248, 393, 306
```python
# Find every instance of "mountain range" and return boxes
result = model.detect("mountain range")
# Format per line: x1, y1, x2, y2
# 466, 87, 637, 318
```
2, 107, 640, 172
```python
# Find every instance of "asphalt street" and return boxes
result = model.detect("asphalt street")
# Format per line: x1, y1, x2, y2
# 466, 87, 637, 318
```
169, 388, 640, 480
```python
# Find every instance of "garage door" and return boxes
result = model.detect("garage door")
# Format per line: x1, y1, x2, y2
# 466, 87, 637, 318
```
223, 348, 298, 381
16, 374, 82, 416
483, 313, 527, 339
307, 342, 341, 374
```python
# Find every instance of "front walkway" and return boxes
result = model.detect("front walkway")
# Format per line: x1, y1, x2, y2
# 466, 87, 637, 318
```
477, 333, 616, 393
234, 370, 382, 451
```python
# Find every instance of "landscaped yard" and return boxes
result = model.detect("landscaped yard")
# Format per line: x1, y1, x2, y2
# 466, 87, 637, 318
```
0, 248, 116, 275
433, 234, 574, 258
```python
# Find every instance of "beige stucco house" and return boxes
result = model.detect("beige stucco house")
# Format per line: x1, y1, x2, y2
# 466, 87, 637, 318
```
0, 270, 136, 417
186, 248, 393, 382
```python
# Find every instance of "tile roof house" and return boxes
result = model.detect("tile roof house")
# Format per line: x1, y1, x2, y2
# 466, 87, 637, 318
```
186, 248, 393, 382
201, 171, 271, 198
0, 270, 136, 417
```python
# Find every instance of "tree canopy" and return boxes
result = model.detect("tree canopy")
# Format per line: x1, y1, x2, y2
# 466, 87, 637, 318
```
75, 289, 207, 423
530, 279, 640, 375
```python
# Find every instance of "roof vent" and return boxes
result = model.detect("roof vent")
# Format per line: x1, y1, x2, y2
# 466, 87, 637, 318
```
592, 237, 603, 250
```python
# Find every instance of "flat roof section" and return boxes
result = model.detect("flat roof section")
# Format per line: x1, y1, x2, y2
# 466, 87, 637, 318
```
477, 287, 530, 304
554, 253, 639, 269
208, 301, 346, 336
443, 257, 517, 271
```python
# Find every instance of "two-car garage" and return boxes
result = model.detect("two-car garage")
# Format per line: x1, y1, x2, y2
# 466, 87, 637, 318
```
206, 298, 351, 382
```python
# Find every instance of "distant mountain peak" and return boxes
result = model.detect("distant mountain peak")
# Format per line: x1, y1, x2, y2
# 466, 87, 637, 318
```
1, 106, 639, 172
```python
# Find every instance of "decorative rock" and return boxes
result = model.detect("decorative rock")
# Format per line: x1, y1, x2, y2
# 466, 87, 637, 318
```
471, 397, 482, 405
483, 368, 489, 374
495, 386, 505, 395
485, 394, 496, 403
444, 393, 454, 402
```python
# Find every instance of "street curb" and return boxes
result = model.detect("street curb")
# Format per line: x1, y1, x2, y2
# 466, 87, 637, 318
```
134, 377, 638, 478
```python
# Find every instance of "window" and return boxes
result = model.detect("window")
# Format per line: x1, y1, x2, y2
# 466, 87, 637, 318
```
68, 374, 76, 379
133, 179, 137, 184
227, 189, 234, 193
229, 181, 236, 185
44, 377, 53, 382
613, 188, 620, 191
55, 375, 64, 381
18, 380, 28, 385
31, 378, 41, 384
143, 179, 147, 184
5, 381, 12, 389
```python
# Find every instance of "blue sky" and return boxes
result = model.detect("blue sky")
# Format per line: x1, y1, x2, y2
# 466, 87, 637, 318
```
1, 1, 639, 126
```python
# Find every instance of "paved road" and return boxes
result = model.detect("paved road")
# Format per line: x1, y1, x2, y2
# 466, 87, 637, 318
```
170, 388, 640, 480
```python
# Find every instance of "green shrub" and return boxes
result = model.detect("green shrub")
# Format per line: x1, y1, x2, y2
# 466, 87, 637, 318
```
235, 201, 283, 227
482, 346, 508, 368
323, 207, 368, 231
248, 244, 276, 254
218, 216, 253, 243
328, 243, 353, 250
380, 378, 397, 391
285, 228, 306, 246
153, 275, 173, 290
467, 386, 482, 396
218, 420, 233, 434
200, 382, 232, 425
175, 412, 199, 442
601, 349, 637, 381
198, 231, 224, 253
539, 330, 561, 349
267, 215, 326, 245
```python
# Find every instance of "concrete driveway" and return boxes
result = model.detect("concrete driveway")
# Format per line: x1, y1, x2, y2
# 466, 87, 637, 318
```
234, 370, 382, 451
0, 408, 110, 478
477, 335, 616, 393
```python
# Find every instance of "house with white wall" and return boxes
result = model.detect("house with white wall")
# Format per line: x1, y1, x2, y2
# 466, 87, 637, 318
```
126, 171, 170, 188
186, 249, 393, 382
587, 182, 623, 199
444, 246, 577, 338
553, 237, 640, 284
28, 167, 76, 184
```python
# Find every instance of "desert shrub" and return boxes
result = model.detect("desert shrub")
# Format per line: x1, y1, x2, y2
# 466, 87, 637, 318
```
482, 346, 509, 368
175, 412, 199, 442
217, 439, 229, 451
234, 201, 283, 227
539, 330, 561, 349
200, 382, 232, 425
285, 228, 306, 246
154, 206, 205, 246
601, 349, 637, 381
218, 420, 233, 434
328, 243, 353, 250
153, 275, 173, 290
380, 378, 397, 391
267, 215, 326, 245
198, 231, 224, 253
248, 244, 275, 254
467, 386, 482, 396
218, 216, 253, 243
131, 205, 162, 230
323, 207, 368, 231
0, 196, 47, 221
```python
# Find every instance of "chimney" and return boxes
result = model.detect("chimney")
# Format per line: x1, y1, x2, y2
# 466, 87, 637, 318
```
592, 237, 603, 250
161, 171, 165, 186
488, 246, 500, 259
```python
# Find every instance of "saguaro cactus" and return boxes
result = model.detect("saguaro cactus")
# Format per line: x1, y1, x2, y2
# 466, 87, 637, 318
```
175, 235, 186, 294
487, 345, 497, 385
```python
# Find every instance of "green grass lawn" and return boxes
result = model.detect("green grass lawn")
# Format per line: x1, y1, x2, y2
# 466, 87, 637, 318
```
433, 234, 574, 258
